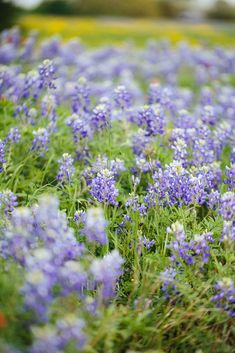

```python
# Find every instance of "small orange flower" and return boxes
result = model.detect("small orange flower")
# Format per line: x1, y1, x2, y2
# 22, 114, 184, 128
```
0, 312, 7, 329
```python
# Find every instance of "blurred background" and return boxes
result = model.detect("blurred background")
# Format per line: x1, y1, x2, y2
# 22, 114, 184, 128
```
1, 0, 235, 45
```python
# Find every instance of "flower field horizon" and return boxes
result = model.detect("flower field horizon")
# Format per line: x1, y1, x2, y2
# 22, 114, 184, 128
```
0, 23, 235, 353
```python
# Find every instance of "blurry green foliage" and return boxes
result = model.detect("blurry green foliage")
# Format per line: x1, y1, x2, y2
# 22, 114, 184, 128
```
34, 0, 188, 18
207, 0, 235, 21
0, 0, 19, 30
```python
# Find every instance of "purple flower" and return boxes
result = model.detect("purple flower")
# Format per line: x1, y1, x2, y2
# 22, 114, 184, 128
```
225, 164, 235, 191
211, 278, 235, 317
90, 250, 124, 299
219, 192, 235, 221
31, 128, 50, 156
90, 169, 119, 206
91, 102, 111, 131
5, 127, 21, 144
38, 59, 56, 90
114, 85, 132, 110
136, 105, 164, 136
66, 113, 90, 142
71, 77, 90, 114
81, 207, 107, 245
30, 316, 86, 353
0, 139, 6, 172
74, 210, 87, 226
221, 221, 235, 243
168, 222, 214, 266
160, 267, 177, 300
56, 153, 75, 184
0, 190, 17, 217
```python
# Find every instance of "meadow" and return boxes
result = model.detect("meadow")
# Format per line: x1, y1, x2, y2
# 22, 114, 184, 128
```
19, 15, 235, 46
0, 21, 235, 353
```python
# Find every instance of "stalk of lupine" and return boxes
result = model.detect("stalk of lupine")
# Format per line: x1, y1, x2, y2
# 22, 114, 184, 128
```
90, 250, 124, 299
31, 128, 50, 156
0, 139, 6, 172
136, 105, 164, 136
71, 77, 90, 114
5, 127, 21, 144
90, 102, 111, 131
56, 153, 75, 184
221, 221, 235, 243
90, 169, 119, 205
66, 113, 90, 142
29, 315, 86, 353
38, 59, 56, 90
211, 278, 235, 317
81, 208, 107, 245
113, 85, 133, 110
160, 267, 178, 300
0, 190, 17, 217
219, 192, 235, 221
224, 165, 235, 191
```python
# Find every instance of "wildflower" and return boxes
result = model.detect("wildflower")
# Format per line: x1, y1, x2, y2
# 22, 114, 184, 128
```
5, 127, 21, 144
211, 278, 235, 317
219, 192, 235, 221
160, 267, 177, 300
90, 250, 124, 299
91, 102, 111, 131
114, 85, 132, 110
90, 169, 119, 205
56, 153, 75, 184
136, 105, 164, 136
0, 190, 17, 217
31, 128, 50, 156
38, 59, 56, 90
0, 139, 6, 172
81, 208, 107, 245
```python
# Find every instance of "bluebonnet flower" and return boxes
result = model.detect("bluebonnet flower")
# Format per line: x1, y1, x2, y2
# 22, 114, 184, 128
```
0, 139, 6, 172
66, 113, 90, 142
168, 222, 214, 266
74, 210, 87, 226
221, 221, 235, 243
38, 59, 56, 90
90, 169, 119, 206
56, 153, 75, 184
71, 77, 90, 114
225, 164, 235, 191
114, 85, 132, 110
81, 208, 107, 245
5, 127, 21, 144
91, 102, 111, 131
160, 267, 177, 300
200, 105, 218, 126
131, 130, 151, 156
91, 250, 124, 299
207, 190, 221, 210
137, 236, 155, 254
30, 315, 86, 353
0, 190, 17, 217
171, 138, 188, 165
117, 214, 132, 235
219, 192, 235, 221
125, 195, 147, 216
136, 105, 164, 136
211, 278, 235, 317
2, 195, 85, 319
31, 128, 50, 156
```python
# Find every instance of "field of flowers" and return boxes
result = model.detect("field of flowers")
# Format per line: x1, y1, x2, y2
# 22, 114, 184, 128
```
0, 26, 235, 353
19, 15, 235, 46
